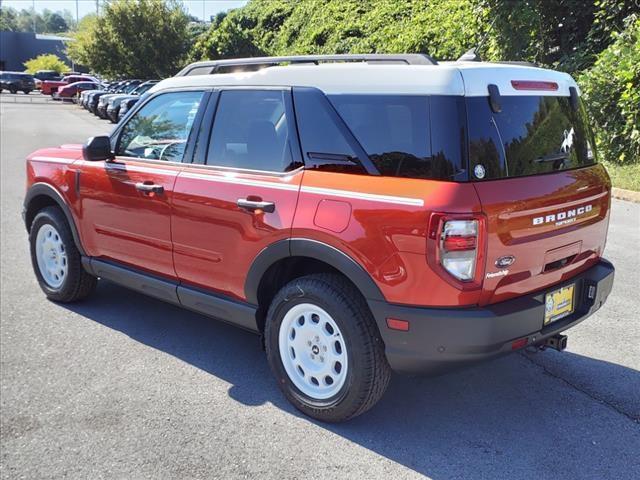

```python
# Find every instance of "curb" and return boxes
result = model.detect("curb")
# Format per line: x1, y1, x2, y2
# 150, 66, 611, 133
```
612, 187, 640, 203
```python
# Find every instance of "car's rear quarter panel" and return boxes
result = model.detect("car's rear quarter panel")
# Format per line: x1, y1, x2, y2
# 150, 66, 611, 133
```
292, 170, 483, 307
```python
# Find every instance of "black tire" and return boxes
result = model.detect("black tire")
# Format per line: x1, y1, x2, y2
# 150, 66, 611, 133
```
265, 273, 391, 422
29, 206, 97, 302
23, 90, 31, 95
9, 87, 17, 94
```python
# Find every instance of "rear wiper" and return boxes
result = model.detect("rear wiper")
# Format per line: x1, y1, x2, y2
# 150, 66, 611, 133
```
534, 152, 569, 163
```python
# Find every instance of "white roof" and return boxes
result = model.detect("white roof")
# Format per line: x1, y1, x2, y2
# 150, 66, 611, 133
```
151, 62, 579, 97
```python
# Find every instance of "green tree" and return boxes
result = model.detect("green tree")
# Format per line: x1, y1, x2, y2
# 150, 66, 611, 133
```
66, 0, 191, 78
23, 54, 70, 74
0, 6, 19, 31
15, 8, 46, 33
579, 15, 640, 164
42, 10, 69, 33
191, 12, 264, 61
60, 9, 77, 31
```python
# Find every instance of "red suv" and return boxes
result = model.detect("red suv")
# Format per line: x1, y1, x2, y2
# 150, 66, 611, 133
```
24, 55, 614, 422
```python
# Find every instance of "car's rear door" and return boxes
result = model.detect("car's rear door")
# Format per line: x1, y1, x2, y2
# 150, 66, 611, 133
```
77, 89, 208, 279
462, 73, 611, 306
171, 88, 304, 302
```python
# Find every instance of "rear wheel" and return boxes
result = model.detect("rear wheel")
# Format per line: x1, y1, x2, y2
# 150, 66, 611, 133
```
265, 274, 391, 422
9, 86, 17, 94
29, 206, 97, 302
23, 89, 31, 94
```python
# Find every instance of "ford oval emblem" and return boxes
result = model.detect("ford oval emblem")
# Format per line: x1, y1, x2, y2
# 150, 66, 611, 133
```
495, 255, 515, 268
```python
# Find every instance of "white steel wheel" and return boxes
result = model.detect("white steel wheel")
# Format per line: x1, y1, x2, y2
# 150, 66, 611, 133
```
35, 223, 68, 289
278, 303, 349, 400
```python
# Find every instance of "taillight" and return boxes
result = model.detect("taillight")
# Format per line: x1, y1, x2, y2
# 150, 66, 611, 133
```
441, 220, 478, 282
510, 80, 559, 91
427, 213, 486, 289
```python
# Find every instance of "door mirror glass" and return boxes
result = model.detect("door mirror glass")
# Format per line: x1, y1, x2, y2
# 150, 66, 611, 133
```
83, 136, 114, 161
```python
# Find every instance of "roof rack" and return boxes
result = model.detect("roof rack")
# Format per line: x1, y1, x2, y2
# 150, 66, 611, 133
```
176, 54, 438, 77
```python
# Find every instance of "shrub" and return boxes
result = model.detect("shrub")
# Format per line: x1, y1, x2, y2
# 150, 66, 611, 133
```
578, 15, 640, 165
66, 0, 191, 78
23, 54, 70, 74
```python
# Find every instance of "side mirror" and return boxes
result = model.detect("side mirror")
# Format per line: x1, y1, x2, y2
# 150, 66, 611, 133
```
83, 135, 114, 161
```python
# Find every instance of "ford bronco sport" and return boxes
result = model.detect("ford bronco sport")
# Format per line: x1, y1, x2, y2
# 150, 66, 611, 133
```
24, 54, 615, 422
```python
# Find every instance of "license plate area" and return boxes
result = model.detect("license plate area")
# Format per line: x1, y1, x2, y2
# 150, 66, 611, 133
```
544, 284, 575, 325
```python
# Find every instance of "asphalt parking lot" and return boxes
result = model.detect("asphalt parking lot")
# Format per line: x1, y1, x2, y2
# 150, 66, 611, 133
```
1, 96, 639, 479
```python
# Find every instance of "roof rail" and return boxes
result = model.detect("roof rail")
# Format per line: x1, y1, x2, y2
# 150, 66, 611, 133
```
176, 53, 438, 77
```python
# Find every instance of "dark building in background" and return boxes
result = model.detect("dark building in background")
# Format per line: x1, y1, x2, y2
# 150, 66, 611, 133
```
0, 31, 75, 71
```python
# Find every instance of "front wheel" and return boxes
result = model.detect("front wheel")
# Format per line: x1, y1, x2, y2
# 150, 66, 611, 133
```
29, 206, 97, 302
265, 274, 391, 422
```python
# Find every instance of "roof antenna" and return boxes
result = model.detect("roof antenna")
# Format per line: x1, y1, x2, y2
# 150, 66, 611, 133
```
457, 15, 499, 62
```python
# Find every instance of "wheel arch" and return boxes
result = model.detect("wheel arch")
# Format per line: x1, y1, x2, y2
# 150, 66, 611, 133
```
24, 183, 86, 256
245, 239, 385, 331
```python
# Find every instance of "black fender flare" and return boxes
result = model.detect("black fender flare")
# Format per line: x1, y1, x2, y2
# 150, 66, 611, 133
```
23, 182, 86, 256
244, 238, 385, 305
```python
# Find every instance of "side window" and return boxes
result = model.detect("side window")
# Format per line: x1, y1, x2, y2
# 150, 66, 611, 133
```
293, 88, 364, 174
116, 91, 204, 162
206, 90, 296, 172
329, 94, 430, 178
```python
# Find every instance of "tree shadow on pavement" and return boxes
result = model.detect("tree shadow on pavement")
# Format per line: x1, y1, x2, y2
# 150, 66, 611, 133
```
62, 280, 640, 480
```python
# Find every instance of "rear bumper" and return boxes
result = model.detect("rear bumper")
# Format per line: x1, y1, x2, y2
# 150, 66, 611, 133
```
369, 259, 615, 375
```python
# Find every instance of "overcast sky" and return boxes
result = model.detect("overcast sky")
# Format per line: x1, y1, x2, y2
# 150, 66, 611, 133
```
1, 0, 248, 21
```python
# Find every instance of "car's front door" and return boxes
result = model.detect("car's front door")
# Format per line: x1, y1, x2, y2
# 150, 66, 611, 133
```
171, 88, 304, 301
78, 90, 207, 279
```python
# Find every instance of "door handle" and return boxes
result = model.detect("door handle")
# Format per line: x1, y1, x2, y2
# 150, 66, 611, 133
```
135, 182, 164, 194
237, 198, 275, 213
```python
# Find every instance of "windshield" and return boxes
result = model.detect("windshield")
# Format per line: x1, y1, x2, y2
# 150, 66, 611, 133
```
467, 95, 596, 180
123, 83, 140, 93
132, 83, 154, 95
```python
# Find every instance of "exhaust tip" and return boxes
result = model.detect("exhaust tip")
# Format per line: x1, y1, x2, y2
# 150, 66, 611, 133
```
544, 334, 568, 352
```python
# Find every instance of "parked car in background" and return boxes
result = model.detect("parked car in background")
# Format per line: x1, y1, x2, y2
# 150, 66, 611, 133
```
0, 72, 36, 94
79, 81, 124, 109
41, 74, 99, 95
96, 79, 142, 118
106, 80, 159, 123
54, 81, 102, 100
117, 97, 139, 121
33, 70, 61, 90
86, 80, 136, 114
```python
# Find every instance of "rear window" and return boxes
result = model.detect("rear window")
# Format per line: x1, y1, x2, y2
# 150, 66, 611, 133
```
328, 95, 465, 180
467, 95, 596, 180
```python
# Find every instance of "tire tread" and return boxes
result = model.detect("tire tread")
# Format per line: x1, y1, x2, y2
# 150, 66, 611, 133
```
265, 273, 391, 422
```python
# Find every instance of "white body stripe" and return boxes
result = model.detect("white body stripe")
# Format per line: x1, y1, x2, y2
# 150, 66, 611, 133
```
300, 185, 424, 207
179, 171, 424, 207
180, 171, 300, 191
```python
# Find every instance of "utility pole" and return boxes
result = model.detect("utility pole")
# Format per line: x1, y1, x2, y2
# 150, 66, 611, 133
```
203, 0, 206, 22
96, 0, 99, 16
73, 0, 79, 71
32, 0, 36, 33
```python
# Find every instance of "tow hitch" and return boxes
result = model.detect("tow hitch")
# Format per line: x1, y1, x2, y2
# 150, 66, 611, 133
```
544, 334, 568, 352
